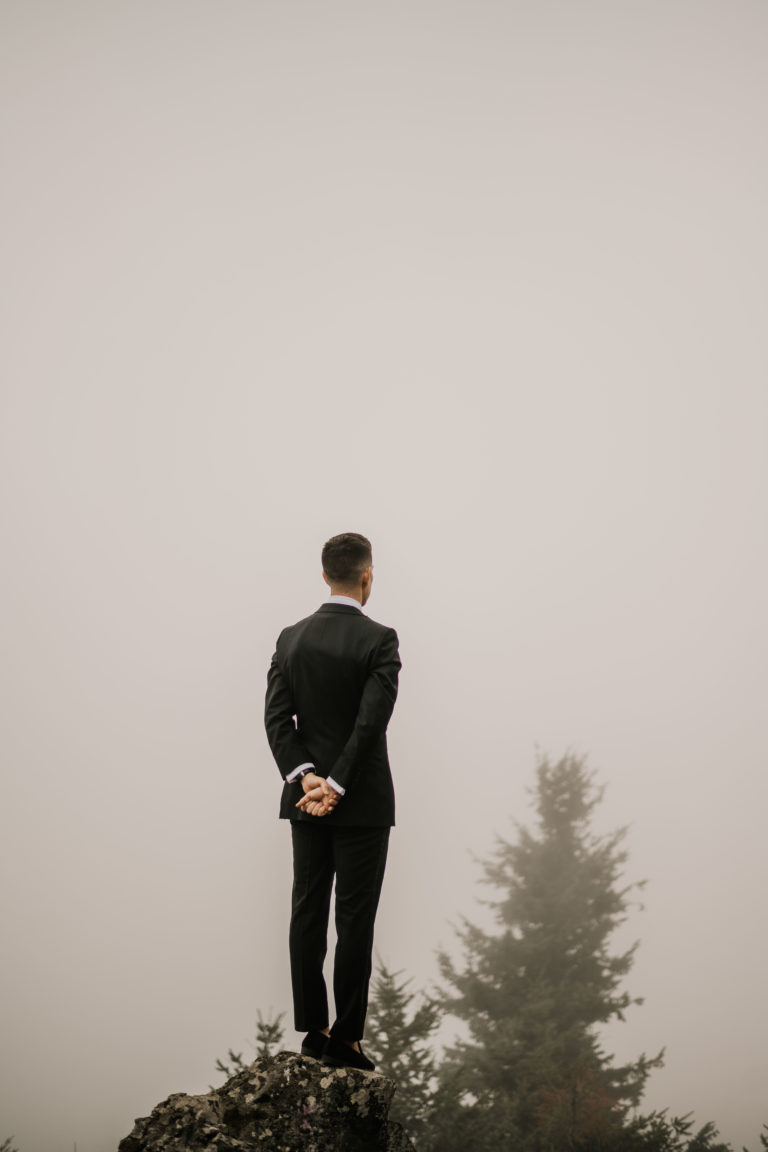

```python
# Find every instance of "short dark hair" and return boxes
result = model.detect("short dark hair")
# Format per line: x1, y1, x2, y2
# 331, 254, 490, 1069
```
322, 532, 372, 585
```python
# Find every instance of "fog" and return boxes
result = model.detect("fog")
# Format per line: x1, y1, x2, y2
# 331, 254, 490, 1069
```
1, 2, 766, 1149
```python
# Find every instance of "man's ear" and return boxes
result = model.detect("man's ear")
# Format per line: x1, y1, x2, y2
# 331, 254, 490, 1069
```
322, 570, 331, 588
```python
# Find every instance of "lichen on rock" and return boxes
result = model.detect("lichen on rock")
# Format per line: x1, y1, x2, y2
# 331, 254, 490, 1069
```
118, 1050, 416, 1152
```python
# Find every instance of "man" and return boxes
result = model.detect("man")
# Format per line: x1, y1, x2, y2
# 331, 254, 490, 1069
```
264, 532, 401, 1071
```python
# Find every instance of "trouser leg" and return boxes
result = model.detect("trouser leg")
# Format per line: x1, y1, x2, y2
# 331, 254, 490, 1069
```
289, 822, 334, 1032
330, 826, 390, 1041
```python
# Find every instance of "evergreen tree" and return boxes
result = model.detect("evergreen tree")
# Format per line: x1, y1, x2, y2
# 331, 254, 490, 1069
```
254, 1008, 286, 1059
600, 1109, 750, 1152
213, 1009, 285, 1084
434, 752, 663, 1151
364, 960, 442, 1145
213, 1047, 248, 1083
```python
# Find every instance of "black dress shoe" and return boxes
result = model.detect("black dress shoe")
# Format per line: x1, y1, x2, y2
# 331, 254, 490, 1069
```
300, 1030, 330, 1059
322, 1035, 376, 1072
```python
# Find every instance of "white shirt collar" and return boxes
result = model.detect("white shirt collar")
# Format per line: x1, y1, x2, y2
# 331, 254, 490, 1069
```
327, 594, 363, 611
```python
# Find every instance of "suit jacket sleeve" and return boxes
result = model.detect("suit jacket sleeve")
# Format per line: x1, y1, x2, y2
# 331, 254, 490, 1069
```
264, 644, 313, 780
327, 627, 401, 793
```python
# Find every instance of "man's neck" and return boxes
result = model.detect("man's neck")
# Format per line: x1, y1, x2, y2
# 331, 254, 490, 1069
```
327, 591, 363, 608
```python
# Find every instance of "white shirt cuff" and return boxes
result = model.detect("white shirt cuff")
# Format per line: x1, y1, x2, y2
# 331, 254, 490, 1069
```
326, 776, 345, 796
286, 762, 314, 783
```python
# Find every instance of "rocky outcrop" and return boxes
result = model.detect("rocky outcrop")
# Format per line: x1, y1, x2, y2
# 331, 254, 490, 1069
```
118, 1050, 416, 1152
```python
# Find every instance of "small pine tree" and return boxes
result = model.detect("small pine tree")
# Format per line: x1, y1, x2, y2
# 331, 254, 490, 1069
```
364, 960, 441, 1144
213, 1047, 247, 1082
255, 1008, 286, 1059
213, 1008, 285, 1083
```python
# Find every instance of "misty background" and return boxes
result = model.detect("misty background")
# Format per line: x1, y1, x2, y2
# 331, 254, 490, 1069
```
1, 2, 766, 1149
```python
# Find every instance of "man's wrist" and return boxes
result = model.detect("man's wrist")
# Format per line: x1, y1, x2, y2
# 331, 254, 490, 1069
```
286, 762, 315, 783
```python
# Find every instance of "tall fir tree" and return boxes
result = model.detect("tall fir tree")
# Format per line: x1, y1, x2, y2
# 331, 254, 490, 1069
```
364, 961, 442, 1145
434, 752, 662, 1151
366, 963, 444, 1142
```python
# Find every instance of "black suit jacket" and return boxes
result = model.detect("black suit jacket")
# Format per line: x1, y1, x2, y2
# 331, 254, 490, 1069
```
264, 604, 401, 827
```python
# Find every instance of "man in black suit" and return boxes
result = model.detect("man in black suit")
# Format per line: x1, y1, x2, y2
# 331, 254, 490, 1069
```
264, 532, 401, 1071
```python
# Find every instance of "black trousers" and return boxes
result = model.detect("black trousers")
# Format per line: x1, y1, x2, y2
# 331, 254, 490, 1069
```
289, 821, 390, 1040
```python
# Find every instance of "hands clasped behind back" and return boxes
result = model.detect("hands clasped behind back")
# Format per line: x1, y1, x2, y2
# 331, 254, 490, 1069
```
295, 773, 340, 818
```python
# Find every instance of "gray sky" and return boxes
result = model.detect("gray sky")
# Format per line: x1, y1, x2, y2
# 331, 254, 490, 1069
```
1, 2, 767, 1148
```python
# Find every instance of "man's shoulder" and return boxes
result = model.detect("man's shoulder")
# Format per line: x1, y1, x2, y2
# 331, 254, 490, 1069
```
275, 611, 316, 645
335, 608, 398, 641
365, 615, 398, 640
278, 607, 397, 642
353, 614, 400, 658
